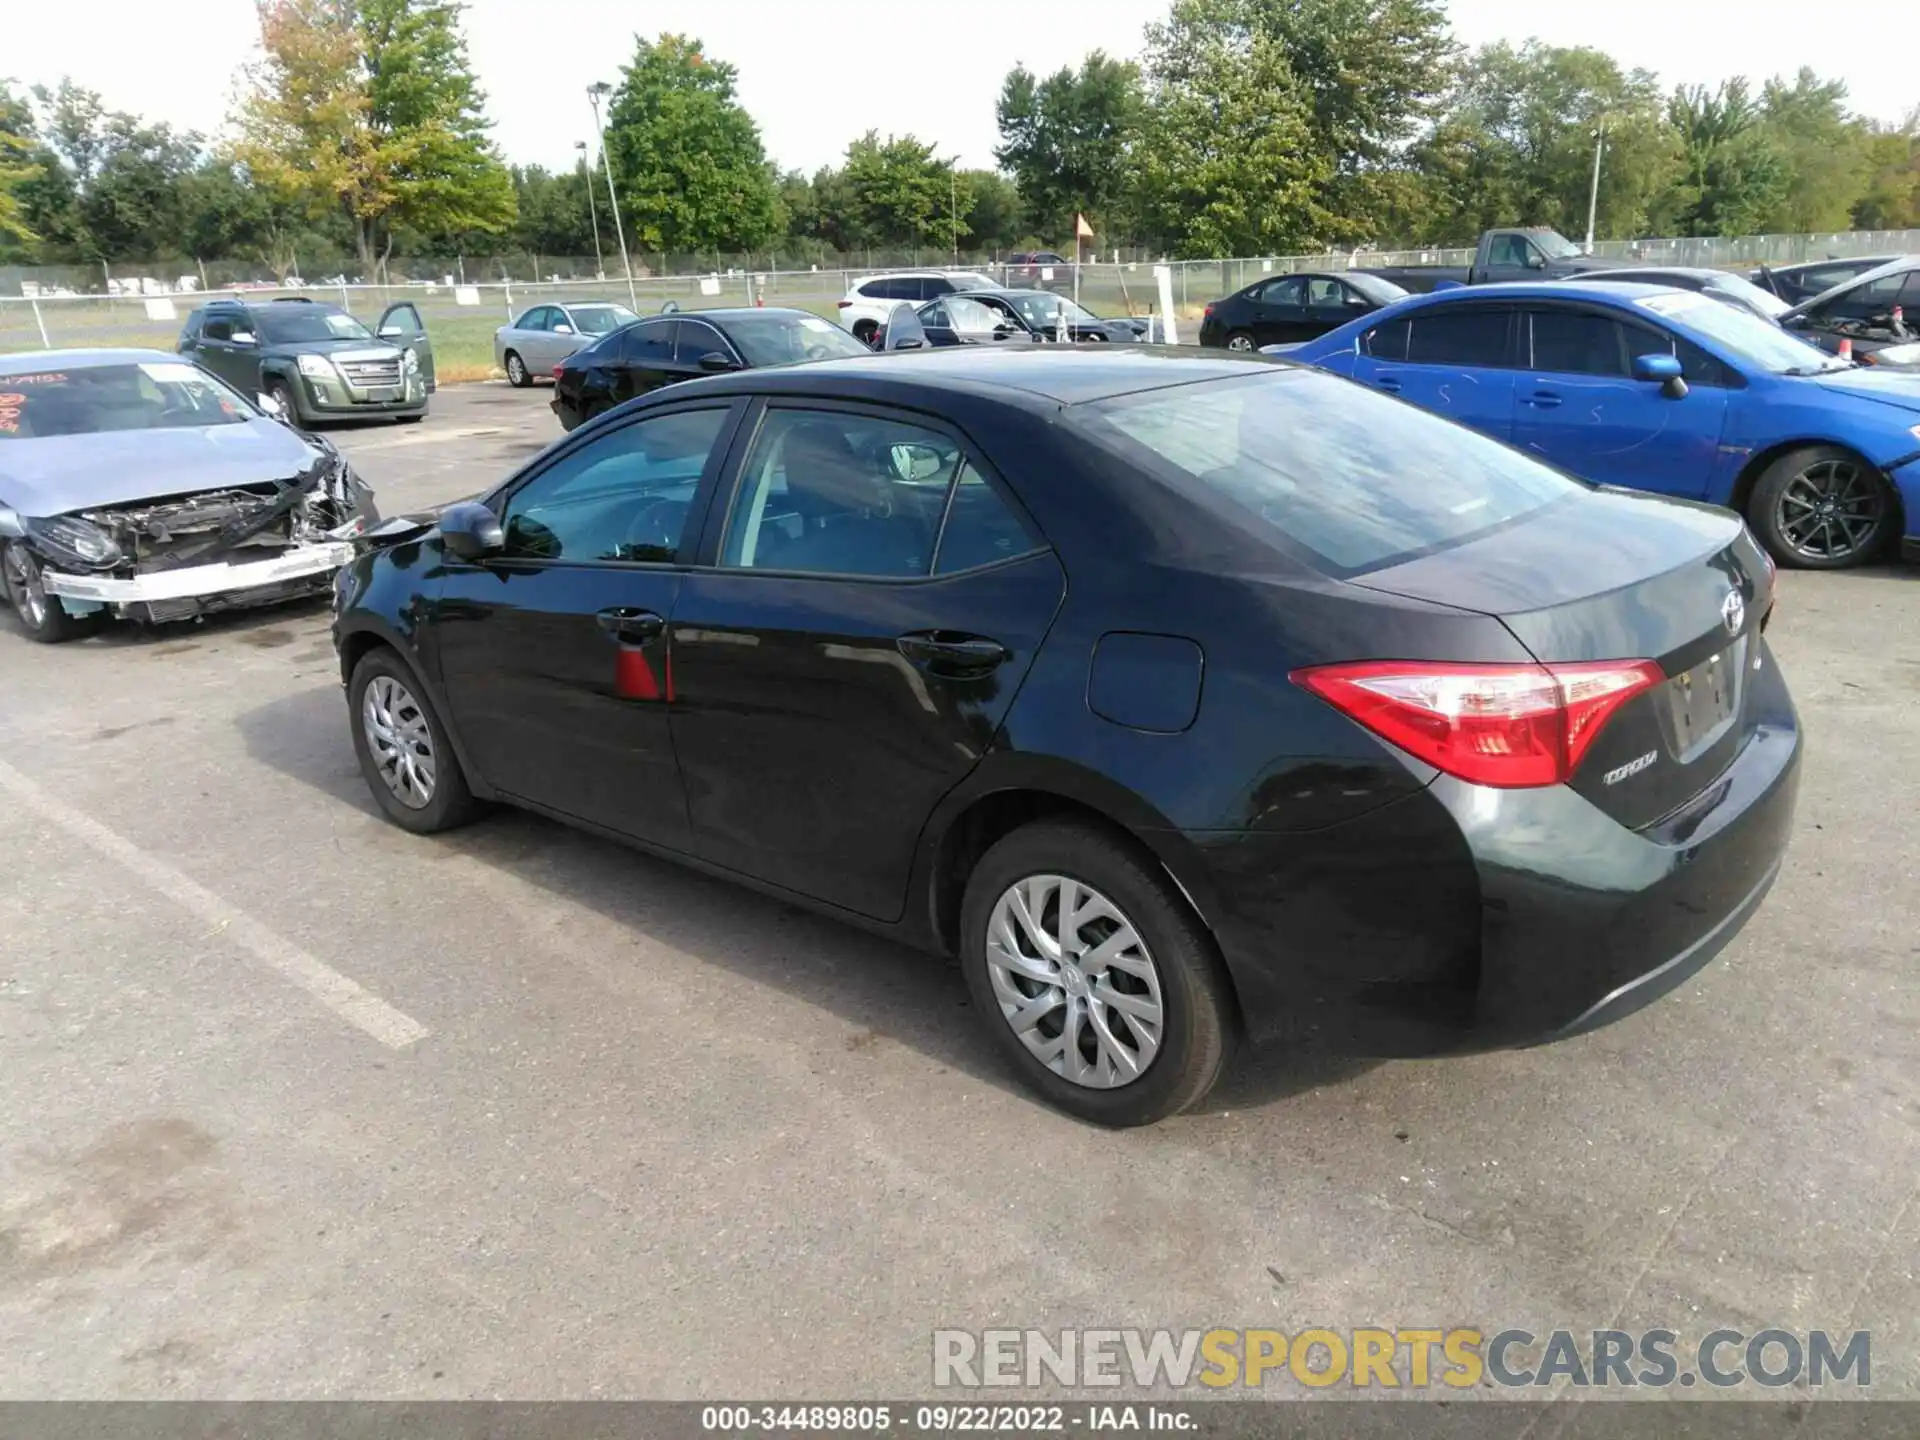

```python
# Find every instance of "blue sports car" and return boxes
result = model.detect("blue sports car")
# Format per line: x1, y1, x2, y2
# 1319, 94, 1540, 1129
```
1280, 281, 1920, 569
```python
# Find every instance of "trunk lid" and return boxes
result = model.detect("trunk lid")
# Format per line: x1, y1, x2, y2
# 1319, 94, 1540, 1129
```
1352, 488, 1773, 827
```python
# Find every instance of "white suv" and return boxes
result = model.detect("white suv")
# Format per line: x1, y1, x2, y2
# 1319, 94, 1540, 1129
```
837, 272, 1000, 346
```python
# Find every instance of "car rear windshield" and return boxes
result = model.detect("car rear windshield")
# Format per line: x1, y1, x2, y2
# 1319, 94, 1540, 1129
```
255, 307, 374, 343
1072, 369, 1582, 576
723, 312, 870, 367
0, 361, 254, 439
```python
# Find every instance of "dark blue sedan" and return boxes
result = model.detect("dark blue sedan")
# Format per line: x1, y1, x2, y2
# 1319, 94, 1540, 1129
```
1282, 282, 1920, 569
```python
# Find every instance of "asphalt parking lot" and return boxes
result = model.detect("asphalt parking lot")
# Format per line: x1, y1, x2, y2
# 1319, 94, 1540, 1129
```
1, 382, 1916, 1405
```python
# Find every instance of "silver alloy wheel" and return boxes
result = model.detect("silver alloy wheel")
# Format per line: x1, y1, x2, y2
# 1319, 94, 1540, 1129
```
506, 352, 527, 385
361, 673, 437, 809
984, 874, 1165, 1089
1225, 333, 1255, 352
2, 546, 48, 628
1775, 458, 1883, 562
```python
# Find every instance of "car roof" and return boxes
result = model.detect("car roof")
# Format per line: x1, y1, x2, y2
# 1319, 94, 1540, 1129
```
1775, 254, 1900, 274
1584, 266, 1719, 281
0, 347, 181, 374
687, 344, 1274, 409
1398, 279, 1681, 306
636, 307, 818, 323
854, 270, 992, 281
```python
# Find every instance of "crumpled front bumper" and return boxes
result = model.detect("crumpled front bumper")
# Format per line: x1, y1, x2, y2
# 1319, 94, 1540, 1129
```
41, 541, 357, 604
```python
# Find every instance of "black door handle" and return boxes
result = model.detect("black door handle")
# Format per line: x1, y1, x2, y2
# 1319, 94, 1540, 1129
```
1525, 390, 1563, 408
1376, 373, 1402, 392
596, 607, 665, 644
897, 631, 1009, 675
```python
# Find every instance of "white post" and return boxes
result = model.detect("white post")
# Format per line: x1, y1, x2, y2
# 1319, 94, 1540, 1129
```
30, 298, 50, 347
1153, 264, 1179, 346
588, 83, 639, 311
1585, 124, 1607, 254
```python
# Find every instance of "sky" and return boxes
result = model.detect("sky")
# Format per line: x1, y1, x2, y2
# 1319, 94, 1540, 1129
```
4, 0, 1914, 177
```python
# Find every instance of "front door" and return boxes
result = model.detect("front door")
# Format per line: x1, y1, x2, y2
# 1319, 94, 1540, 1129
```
377, 302, 436, 390
428, 401, 743, 848
669, 402, 1066, 920
1249, 277, 1305, 346
1512, 305, 1730, 498
194, 314, 262, 394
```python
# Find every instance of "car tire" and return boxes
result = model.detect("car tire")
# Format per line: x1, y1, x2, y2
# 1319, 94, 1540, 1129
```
504, 351, 531, 388
2, 541, 100, 644
1224, 331, 1256, 353
958, 819, 1234, 1127
1748, 444, 1896, 570
348, 647, 485, 834
265, 377, 300, 426
1075, 332, 1108, 344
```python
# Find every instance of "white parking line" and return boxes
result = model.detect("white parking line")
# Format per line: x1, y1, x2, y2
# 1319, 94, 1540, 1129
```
0, 758, 428, 1050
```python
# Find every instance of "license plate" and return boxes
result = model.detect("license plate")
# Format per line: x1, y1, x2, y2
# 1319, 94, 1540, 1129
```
1665, 644, 1742, 759
365, 387, 398, 403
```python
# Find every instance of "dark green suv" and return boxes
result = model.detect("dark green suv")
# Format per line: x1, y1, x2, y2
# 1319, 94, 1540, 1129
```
178, 296, 435, 425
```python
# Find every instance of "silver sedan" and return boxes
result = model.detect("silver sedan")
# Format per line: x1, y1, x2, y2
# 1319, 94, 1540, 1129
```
495, 301, 640, 387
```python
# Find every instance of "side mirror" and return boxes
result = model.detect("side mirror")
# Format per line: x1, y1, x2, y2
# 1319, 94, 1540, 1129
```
1633, 352, 1688, 399
438, 500, 506, 560
1346, 294, 1370, 308
554, 324, 574, 335
232, 330, 258, 346
697, 351, 740, 373
257, 391, 288, 421
1523, 252, 1547, 270
378, 325, 403, 339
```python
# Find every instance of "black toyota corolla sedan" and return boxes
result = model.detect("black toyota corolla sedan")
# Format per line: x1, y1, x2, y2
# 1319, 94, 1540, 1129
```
333, 347, 1800, 1126
550, 306, 870, 430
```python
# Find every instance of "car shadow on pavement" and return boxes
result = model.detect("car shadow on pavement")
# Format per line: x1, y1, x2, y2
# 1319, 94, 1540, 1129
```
236, 680, 1378, 1118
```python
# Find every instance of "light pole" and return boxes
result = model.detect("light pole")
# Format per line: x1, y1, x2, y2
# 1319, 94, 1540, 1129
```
1584, 121, 1608, 254
587, 81, 638, 308
575, 140, 605, 278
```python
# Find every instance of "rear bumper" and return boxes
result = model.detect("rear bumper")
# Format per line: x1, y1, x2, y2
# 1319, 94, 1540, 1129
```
1188, 646, 1801, 1054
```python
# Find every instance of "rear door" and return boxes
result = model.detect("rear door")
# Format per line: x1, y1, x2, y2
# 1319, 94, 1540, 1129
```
668, 400, 1066, 920
377, 301, 435, 391
1349, 304, 1519, 442
1512, 303, 1729, 497
1249, 277, 1305, 346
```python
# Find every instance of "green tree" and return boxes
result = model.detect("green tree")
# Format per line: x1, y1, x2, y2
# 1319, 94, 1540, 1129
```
0, 85, 41, 250
1658, 81, 1788, 237
603, 34, 780, 257
837, 132, 960, 250
1147, 0, 1453, 237
508, 164, 597, 257
234, 0, 514, 278
1754, 69, 1873, 232
994, 52, 1140, 243
958, 169, 1024, 252
1414, 42, 1677, 244
1132, 29, 1331, 256
1852, 109, 1920, 229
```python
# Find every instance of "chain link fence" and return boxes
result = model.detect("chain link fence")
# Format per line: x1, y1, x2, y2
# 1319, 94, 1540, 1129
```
4, 229, 1916, 371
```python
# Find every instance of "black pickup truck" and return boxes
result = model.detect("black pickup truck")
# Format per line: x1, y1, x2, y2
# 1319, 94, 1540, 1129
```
1354, 227, 1622, 293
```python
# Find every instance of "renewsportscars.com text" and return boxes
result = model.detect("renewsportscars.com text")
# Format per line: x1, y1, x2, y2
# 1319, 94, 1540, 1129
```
932, 1327, 1871, 1391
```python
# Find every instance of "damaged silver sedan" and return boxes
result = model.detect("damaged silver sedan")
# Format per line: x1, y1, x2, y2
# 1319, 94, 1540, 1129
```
0, 349, 377, 643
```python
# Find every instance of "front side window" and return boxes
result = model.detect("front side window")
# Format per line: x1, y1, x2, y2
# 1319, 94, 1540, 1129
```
1528, 310, 1630, 376
674, 320, 733, 364
498, 407, 728, 563
1072, 369, 1581, 576
514, 307, 547, 331
0, 361, 255, 439
946, 297, 1004, 335
621, 320, 677, 365
1487, 234, 1530, 268
721, 409, 1016, 579
1306, 278, 1349, 309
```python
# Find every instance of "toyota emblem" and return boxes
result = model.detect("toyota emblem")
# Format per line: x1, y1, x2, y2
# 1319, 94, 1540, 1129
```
1721, 590, 1745, 636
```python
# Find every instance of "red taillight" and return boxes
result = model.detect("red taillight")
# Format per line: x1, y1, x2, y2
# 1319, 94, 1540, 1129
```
552, 365, 564, 378
1204, 303, 1214, 316
1291, 659, 1664, 788
836, 299, 852, 308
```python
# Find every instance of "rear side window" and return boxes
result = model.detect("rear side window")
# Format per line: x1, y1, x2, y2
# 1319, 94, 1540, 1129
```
1258, 277, 1304, 306
1073, 369, 1580, 576
1363, 318, 1409, 360
1406, 309, 1511, 366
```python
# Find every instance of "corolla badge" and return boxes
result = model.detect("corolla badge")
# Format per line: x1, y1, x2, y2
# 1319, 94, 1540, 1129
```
1721, 590, 1745, 636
